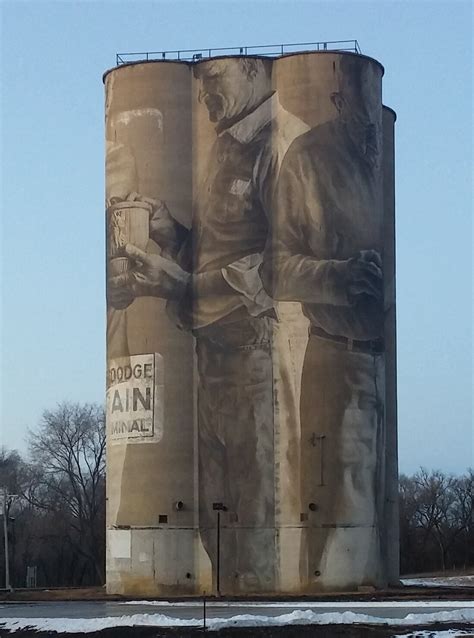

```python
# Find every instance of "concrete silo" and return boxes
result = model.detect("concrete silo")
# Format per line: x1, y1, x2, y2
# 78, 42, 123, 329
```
104, 62, 197, 595
104, 44, 397, 595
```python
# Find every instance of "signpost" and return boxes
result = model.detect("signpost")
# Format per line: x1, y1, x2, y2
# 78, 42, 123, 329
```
212, 502, 227, 596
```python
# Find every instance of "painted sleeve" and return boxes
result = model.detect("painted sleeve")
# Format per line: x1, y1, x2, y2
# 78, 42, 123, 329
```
216, 139, 276, 316
221, 253, 274, 317
262, 146, 350, 307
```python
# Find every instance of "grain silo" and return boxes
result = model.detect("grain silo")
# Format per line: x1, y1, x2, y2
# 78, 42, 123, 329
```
104, 42, 397, 595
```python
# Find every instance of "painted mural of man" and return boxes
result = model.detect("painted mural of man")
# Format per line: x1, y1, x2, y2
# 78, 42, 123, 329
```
105, 141, 138, 361
262, 55, 386, 589
108, 57, 308, 592
105, 107, 165, 360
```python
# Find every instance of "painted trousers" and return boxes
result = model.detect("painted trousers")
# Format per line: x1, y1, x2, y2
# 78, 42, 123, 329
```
195, 316, 276, 593
300, 333, 386, 590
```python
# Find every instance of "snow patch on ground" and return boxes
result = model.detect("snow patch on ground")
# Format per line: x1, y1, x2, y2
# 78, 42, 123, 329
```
402, 575, 474, 588
0, 613, 201, 633
209, 609, 474, 631
121, 600, 474, 609
393, 632, 474, 637
1, 608, 474, 633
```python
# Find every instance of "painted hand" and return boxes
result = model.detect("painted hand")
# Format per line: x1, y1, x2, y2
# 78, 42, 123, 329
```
346, 250, 383, 301
110, 244, 190, 301
107, 280, 135, 310
126, 192, 181, 256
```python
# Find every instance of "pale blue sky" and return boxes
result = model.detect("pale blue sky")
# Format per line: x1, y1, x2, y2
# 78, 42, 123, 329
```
1, 0, 472, 473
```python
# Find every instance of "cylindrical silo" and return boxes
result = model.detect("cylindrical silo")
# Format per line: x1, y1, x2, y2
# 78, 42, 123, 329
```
104, 48, 397, 595
267, 51, 388, 591
104, 62, 198, 595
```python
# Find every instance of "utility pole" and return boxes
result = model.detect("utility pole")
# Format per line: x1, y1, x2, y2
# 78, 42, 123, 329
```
1, 488, 15, 591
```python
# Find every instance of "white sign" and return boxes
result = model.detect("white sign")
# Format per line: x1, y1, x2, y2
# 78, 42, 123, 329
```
106, 353, 164, 444
107, 529, 131, 559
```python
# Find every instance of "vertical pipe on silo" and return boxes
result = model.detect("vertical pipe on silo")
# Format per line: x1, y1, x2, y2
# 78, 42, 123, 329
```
382, 105, 399, 586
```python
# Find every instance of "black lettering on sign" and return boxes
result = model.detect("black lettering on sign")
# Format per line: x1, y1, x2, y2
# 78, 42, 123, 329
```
133, 364, 142, 378
144, 363, 153, 378
108, 362, 154, 385
111, 390, 123, 413
133, 387, 151, 411
111, 387, 152, 413
110, 419, 152, 435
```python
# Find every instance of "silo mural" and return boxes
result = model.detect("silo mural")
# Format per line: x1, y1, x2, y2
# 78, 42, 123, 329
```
104, 50, 397, 595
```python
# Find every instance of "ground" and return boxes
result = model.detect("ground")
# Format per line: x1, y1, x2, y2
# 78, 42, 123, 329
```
3, 624, 474, 638
0, 573, 473, 637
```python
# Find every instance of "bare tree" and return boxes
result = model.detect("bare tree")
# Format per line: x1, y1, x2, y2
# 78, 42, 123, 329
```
399, 468, 474, 574
450, 470, 474, 568
25, 403, 106, 583
399, 473, 419, 573
0, 448, 24, 491
411, 469, 457, 570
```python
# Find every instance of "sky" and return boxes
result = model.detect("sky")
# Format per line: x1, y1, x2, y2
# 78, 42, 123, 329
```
0, 0, 472, 475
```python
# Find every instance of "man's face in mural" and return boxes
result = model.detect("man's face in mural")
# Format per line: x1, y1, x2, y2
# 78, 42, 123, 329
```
331, 63, 380, 167
196, 59, 268, 124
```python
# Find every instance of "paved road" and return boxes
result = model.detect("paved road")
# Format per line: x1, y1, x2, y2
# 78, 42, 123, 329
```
1, 600, 473, 621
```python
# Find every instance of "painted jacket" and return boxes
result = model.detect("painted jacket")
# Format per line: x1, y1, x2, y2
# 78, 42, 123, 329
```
171, 92, 309, 330
262, 118, 384, 341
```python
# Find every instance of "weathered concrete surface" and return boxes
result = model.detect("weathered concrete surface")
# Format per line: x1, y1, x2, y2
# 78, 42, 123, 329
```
105, 63, 198, 596
104, 51, 397, 595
